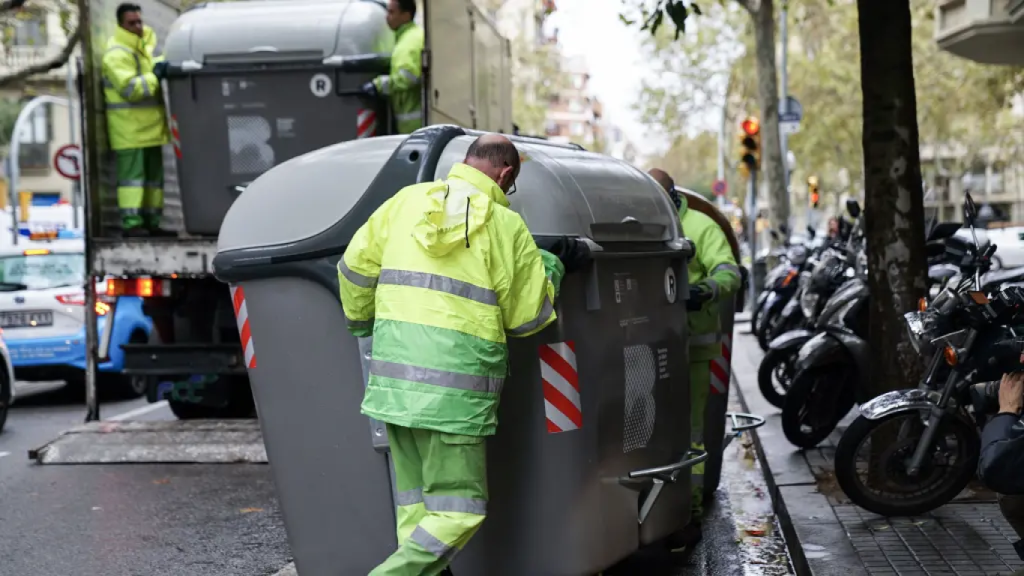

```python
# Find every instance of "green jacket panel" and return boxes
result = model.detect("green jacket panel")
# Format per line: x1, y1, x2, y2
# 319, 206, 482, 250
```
681, 196, 741, 360
102, 26, 170, 150
338, 163, 561, 436
374, 22, 424, 134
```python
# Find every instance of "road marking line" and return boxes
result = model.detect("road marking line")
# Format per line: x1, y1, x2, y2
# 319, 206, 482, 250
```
107, 400, 168, 422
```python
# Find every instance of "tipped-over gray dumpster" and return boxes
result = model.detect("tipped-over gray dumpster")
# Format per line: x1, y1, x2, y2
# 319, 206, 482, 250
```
213, 125, 699, 576
162, 0, 394, 236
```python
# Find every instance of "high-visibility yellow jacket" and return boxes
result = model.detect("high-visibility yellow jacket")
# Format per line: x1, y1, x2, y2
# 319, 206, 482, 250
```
681, 194, 742, 361
102, 25, 170, 151
339, 163, 564, 436
373, 21, 424, 134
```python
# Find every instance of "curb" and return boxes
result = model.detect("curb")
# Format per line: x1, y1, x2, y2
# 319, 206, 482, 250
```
731, 367, 813, 576
271, 561, 296, 576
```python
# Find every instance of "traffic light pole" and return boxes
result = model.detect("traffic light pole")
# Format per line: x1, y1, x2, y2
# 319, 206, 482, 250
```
747, 167, 758, 311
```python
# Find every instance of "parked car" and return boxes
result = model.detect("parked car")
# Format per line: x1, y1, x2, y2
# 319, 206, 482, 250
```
0, 327, 15, 433
0, 235, 152, 399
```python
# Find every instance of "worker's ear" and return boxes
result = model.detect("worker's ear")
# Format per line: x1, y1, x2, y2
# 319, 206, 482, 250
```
499, 165, 515, 188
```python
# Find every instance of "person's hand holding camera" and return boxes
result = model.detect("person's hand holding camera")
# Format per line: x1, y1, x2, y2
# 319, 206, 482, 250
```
999, 357, 1024, 416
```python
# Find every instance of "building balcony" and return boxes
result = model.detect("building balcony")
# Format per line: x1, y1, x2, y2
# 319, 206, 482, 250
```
936, 0, 1024, 65
0, 44, 69, 80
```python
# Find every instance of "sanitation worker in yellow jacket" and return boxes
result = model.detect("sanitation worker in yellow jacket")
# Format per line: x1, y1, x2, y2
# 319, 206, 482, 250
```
362, 0, 424, 134
650, 168, 741, 550
339, 134, 565, 575
103, 2, 171, 236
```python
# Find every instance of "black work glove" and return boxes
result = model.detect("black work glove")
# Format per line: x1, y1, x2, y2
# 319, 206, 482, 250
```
548, 236, 590, 273
152, 61, 169, 80
686, 284, 712, 311
361, 81, 378, 98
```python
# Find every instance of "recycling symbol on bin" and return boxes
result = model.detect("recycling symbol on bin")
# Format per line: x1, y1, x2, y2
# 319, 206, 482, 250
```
664, 267, 677, 304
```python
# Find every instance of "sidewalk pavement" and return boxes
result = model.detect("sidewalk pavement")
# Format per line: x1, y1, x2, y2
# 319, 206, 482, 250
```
732, 324, 1024, 576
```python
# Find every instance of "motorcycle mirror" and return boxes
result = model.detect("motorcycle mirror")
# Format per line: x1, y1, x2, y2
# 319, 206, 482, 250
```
963, 192, 978, 224
846, 199, 862, 219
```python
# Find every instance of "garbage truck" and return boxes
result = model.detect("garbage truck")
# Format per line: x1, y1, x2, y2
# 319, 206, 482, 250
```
79, 0, 514, 418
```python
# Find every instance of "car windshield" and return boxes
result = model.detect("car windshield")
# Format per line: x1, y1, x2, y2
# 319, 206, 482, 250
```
0, 252, 84, 291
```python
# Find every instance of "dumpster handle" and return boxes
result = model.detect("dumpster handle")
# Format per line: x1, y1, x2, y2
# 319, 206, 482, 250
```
627, 449, 708, 483
722, 411, 766, 451
628, 449, 708, 524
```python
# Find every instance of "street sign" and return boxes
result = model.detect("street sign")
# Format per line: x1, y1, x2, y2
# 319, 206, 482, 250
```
779, 95, 802, 135
713, 179, 727, 196
53, 144, 81, 181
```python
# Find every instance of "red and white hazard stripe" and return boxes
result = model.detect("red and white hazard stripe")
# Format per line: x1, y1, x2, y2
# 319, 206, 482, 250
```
230, 285, 257, 369
539, 341, 581, 433
170, 115, 182, 158
710, 333, 732, 395
357, 109, 378, 139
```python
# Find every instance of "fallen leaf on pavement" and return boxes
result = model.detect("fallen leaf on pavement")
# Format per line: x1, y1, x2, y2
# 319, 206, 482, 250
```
152, 478, 170, 485
239, 507, 264, 513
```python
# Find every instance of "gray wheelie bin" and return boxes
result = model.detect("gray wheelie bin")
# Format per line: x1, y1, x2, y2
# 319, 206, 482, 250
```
678, 190, 747, 497
161, 0, 394, 236
213, 125, 701, 576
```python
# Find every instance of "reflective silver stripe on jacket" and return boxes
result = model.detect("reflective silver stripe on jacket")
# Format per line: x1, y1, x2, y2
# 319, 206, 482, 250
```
119, 208, 140, 215
424, 494, 487, 515
508, 295, 554, 336
337, 258, 378, 289
395, 110, 422, 123
690, 333, 720, 346
410, 525, 457, 559
704, 279, 720, 300
379, 269, 498, 306
369, 359, 503, 394
711, 262, 741, 278
395, 487, 423, 506
106, 98, 161, 110
376, 75, 390, 95
117, 179, 144, 187
399, 68, 421, 86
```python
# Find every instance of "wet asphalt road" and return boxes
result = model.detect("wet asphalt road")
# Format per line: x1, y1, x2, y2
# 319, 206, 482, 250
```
0, 366, 790, 576
0, 386, 291, 576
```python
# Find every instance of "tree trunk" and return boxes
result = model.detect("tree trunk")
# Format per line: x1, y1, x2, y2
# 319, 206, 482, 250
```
858, 0, 927, 399
747, 0, 788, 241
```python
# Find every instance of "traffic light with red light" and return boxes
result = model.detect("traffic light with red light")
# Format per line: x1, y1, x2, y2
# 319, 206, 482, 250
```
808, 175, 820, 208
739, 116, 761, 172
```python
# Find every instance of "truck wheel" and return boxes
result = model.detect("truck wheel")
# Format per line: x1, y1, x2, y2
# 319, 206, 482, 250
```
168, 376, 255, 420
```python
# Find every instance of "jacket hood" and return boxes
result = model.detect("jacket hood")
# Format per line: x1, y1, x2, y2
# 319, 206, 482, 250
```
412, 163, 507, 257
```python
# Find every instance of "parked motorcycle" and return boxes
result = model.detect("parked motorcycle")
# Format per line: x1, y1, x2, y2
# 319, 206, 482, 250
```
833, 192, 1023, 516
753, 229, 817, 346
756, 201, 864, 408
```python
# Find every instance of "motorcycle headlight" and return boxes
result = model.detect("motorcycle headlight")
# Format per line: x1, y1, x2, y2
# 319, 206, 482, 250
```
800, 291, 820, 319
903, 311, 932, 354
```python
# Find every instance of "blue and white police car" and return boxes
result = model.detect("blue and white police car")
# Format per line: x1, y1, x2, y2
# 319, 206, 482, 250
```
0, 230, 152, 398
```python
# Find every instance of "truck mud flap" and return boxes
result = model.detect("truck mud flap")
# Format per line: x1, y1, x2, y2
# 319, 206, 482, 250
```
28, 420, 267, 464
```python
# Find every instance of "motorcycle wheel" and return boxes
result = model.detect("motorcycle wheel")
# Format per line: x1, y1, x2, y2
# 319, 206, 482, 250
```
757, 347, 798, 409
756, 308, 782, 351
834, 412, 978, 517
781, 366, 856, 449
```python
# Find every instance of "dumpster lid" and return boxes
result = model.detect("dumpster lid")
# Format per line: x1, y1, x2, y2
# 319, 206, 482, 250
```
217, 135, 406, 254
433, 135, 682, 243
216, 126, 686, 279
164, 0, 393, 68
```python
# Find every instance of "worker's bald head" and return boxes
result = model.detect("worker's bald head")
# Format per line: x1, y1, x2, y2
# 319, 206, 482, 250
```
648, 168, 675, 194
465, 134, 521, 195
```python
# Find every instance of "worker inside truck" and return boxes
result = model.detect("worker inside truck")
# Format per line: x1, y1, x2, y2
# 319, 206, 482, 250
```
103, 2, 172, 237
362, 0, 424, 135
